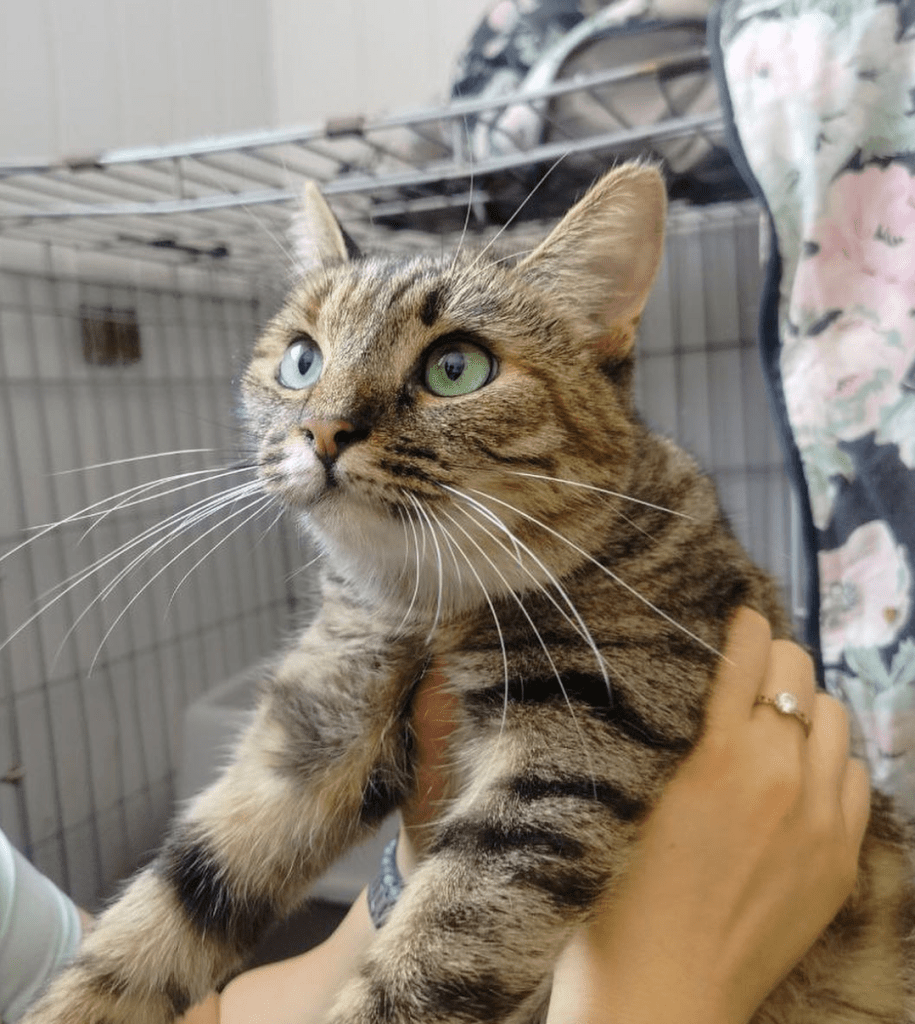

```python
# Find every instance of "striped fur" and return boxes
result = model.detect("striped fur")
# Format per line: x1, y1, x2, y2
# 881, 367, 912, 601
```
22, 165, 914, 1024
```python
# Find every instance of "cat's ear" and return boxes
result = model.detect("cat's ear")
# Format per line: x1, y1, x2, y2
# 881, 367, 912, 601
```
289, 182, 362, 275
519, 163, 666, 355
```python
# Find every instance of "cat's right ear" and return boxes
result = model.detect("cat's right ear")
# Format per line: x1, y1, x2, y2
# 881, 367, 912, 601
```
518, 163, 666, 356
289, 182, 362, 275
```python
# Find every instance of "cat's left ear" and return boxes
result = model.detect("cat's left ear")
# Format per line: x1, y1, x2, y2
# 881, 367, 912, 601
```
289, 181, 362, 276
519, 163, 666, 355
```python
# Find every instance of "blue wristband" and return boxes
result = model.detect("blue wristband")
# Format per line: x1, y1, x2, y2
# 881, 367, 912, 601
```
366, 838, 404, 929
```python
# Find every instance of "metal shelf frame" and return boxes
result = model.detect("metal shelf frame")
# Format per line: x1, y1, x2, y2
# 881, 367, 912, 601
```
0, 48, 725, 273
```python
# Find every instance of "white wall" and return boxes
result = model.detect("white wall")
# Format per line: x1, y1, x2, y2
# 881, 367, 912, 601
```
1, 0, 272, 158
268, 0, 491, 127
0, 0, 492, 161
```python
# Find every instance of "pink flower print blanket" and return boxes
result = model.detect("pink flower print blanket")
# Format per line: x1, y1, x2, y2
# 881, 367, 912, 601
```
710, 0, 915, 813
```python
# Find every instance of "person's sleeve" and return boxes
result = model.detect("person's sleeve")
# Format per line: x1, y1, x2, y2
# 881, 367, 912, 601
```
0, 829, 83, 1023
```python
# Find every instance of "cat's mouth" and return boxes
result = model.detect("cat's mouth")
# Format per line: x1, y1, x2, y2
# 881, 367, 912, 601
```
258, 442, 346, 509
319, 462, 339, 491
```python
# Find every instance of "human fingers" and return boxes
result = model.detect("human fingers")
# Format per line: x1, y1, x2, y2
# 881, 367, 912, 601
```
805, 692, 871, 853
548, 619, 850, 1024
841, 756, 872, 852
400, 660, 459, 842
750, 639, 816, 744
704, 607, 773, 735
806, 692, 852, 786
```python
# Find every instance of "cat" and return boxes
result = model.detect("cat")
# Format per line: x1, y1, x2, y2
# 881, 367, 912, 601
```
21, 163, 915, 1024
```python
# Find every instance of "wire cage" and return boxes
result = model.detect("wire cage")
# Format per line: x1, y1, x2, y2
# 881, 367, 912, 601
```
0, 52, 793, 909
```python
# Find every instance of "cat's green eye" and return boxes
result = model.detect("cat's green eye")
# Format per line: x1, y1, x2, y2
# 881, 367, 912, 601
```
424, 341, 495, 398
278, 337, 323, 390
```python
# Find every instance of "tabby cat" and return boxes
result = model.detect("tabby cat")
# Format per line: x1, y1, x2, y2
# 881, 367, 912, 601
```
22, 164, 914, 1024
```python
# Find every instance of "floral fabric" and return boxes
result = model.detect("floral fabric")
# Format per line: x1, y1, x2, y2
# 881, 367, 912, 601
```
710, 0, 915, 813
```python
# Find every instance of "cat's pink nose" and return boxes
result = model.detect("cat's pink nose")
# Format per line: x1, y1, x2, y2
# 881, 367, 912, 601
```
301, 417, 359, 463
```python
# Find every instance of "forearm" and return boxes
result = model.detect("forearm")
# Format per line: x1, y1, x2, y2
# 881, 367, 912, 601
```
180, 887, 375, 1024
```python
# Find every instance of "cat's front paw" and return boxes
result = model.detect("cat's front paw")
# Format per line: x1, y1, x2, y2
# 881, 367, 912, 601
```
325, 963, 543, 1024
21, 965, 182, 1024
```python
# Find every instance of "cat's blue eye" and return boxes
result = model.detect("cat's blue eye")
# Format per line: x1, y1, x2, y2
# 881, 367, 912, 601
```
424, 341, 495, 397
278, 337, 323, 390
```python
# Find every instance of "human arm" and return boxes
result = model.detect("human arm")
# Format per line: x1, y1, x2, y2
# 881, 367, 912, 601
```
546, 607, 871, 1024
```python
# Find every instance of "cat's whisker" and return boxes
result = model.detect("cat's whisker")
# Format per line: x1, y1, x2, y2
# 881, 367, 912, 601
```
397, 496, 425, 632
14, 464, 256, 564
44, 483, 266, 651
507, 471, 670, 550
431, 508, 511, 733
95, 482, 266, 604
2, 497, 133, 567
422, 504, 466, 592
607, 506, 658, 546
2, 471, 212, 565
256, 505, 287, 548
51, 448, 218, 475
165, 494, 279, 613
507, 471, 694, 520
38, 479, 263, 606
46, 483, 266, 666
445, 488, 524, 567
245, 202, 296, 268
0, 483, 241, 659
391, 504, 412, 588
466, 487, 723, 659
0, 480, 259, 663
86, 484, 266, 625
89, 492, 273, 673
401, 495, 427, 624
490, 247, 536, 267
445, 492, 611, 695
434, 503, 594, 764
466, 152, 569, 273
286, 552, 322, 582
406, 495, 444, 639
188, 160, 296, 267
449, 112, 476, 274
73, 464, 259, 545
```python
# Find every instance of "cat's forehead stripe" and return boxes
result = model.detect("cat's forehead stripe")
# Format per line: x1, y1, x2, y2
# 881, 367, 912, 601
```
303, 277, 334, 321
335, 260, 428, 313
384, 278, 416, 311
419, 286, 445, 327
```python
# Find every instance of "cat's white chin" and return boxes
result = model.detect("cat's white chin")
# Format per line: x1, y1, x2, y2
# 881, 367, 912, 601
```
295, 497, 560, 626
295, 502, 473, 621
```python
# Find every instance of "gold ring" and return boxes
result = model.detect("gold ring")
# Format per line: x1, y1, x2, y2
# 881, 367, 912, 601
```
753, 692, 812, 737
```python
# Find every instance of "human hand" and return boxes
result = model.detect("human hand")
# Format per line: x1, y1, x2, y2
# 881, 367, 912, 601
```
548, 607, 871, 1024
396, 662, 461, 877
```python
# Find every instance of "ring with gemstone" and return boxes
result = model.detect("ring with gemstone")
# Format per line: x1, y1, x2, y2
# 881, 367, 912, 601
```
753, 692, 812, 737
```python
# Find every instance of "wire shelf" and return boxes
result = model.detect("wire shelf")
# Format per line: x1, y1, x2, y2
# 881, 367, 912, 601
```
0, 48, 732, 274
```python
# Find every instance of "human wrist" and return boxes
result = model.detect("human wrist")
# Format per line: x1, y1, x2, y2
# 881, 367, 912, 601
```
395, 822, 420, 879
547, 912, 748, 1024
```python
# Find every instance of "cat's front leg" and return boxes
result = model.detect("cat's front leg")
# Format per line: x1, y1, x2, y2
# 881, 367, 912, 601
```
326, 689, 673, 1024
21, 598, 426, 1024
